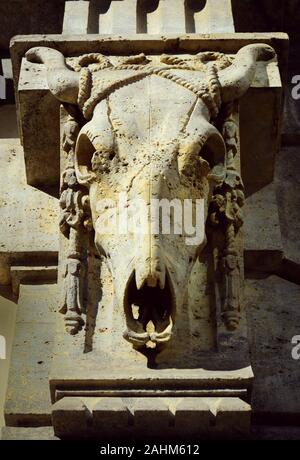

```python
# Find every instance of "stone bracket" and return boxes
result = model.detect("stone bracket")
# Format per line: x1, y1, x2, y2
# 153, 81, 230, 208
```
49, 366, 254, 404
51, 396, 251, 439
10, 265, 58, 297
10, 33, 288, 188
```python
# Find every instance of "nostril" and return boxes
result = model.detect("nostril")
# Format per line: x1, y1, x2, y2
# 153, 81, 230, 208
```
146, 275, 158, 288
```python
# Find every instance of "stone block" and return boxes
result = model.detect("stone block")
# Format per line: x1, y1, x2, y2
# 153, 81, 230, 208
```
10, 33, 287, 189
1, 426, 58, 440
4, 284, 58, 427
213, 397, 251, 438
147, 0, 186, 34
92, 397, 131, 439
0, 59, 14, 103
131, 398, 172, 438
194, 0, 234, 33
0, 138, 59, 285
100, 0, 138, 35
245, 275, 300, 419
174, 397, 213, 438
275, 146, 300, 266
52, 397, 90, 439
63, 1, 90, 34
0, 105, 18, 138
18, 59, 60, 188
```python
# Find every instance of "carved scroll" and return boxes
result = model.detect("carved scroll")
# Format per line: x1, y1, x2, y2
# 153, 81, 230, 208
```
59, 114, 91, 335
209, 103, 244, 331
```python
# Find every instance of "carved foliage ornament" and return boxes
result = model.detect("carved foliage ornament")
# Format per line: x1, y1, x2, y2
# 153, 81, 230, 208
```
26, 44, 275, 346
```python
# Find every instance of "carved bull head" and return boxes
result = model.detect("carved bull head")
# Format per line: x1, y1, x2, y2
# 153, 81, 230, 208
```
26, 44, 274, 349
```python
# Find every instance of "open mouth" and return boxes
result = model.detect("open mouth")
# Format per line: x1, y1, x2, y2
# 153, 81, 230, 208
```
123, 271, 175, 349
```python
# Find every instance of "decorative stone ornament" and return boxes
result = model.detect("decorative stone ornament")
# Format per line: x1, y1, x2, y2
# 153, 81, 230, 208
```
4, 26, 286, 439
26, 43, 273, 349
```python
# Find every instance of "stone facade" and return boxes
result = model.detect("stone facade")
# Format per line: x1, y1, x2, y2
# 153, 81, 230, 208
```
0, 0, 300, 441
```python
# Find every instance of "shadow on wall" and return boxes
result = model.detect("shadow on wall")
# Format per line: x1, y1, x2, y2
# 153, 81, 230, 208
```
231, 0, 300, 34
0, 0, 65, 52
88, 0, 208, 34
0, 106, 18, 139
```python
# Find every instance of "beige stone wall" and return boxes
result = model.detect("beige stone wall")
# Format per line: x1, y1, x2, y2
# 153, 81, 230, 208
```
0, 295, 16, 428
0, 108, 19, 427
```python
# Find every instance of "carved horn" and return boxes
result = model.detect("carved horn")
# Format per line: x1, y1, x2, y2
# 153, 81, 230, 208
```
25, 47, 79, 104
219, 44, 275, 102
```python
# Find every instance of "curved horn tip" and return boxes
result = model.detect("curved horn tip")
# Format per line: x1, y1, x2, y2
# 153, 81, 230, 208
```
25, 46, 64, 64
239, 43, 276, 61
25, 47, 44, 63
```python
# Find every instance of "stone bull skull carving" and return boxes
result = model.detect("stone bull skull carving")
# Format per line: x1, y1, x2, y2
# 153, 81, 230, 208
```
26, 44, 274, 349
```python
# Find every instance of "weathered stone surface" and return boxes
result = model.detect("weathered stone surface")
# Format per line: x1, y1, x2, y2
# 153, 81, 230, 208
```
0, 106, 18, 138
131, 398, 172, 438
11, 33, 286, 188
62, 1, 90, 34
0, 293, 17, 429
245, 275, 300, 418
60, 0, 234, 36
147, 0, 186, 34
52, 397, 90, 439
0, 59, 14, 103
50, 396, 250, 439
1, 426, 57, 440
275, 146, 300, 266
99, 0, 138, 35
191, 0, 234, 34
0, 138, 59, 284
252, 425, 300, 440
5, 284, 59, 426
2, 0, 299, 443
22, 42, 271, 350
92, 397, 131, 439
174, 398, 213, 437
244, 183, 283, 271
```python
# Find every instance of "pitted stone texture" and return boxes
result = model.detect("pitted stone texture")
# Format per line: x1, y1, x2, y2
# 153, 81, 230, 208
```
5, 284, 59, 427
11, 34, 285, 191
244, 182, 283, 271
1, 426, 58, 440
0, 138, 59, 285
62, 0, 234, 35
63, 1, 90, 34
131, 398, 172, 439
92, 397, 132, 439
99, 0, 138, 35
24, 42, 278, 350
275, 146, 300, 266
245, 275, 300, 418
52, 397, 91, 439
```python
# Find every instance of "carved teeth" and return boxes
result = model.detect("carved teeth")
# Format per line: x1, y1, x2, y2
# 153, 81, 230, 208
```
135, 271, 146, 290
131, 304, 140, 320
159, 270, 166, 289
154, 316, 173, 342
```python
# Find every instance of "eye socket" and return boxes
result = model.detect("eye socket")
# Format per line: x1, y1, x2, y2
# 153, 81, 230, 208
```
200, 142, 215, 169
75, 133, 96, 185
91, 150, 116, 173
200, 133, 226, 168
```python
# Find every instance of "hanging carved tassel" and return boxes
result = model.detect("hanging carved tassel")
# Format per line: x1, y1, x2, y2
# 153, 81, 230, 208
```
209, 103, 244, 331
59, 113, 90, 335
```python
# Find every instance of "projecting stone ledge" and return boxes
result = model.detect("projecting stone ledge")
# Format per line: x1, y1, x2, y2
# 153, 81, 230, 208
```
10, 33, 287, 188
51, 396, 251, 440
